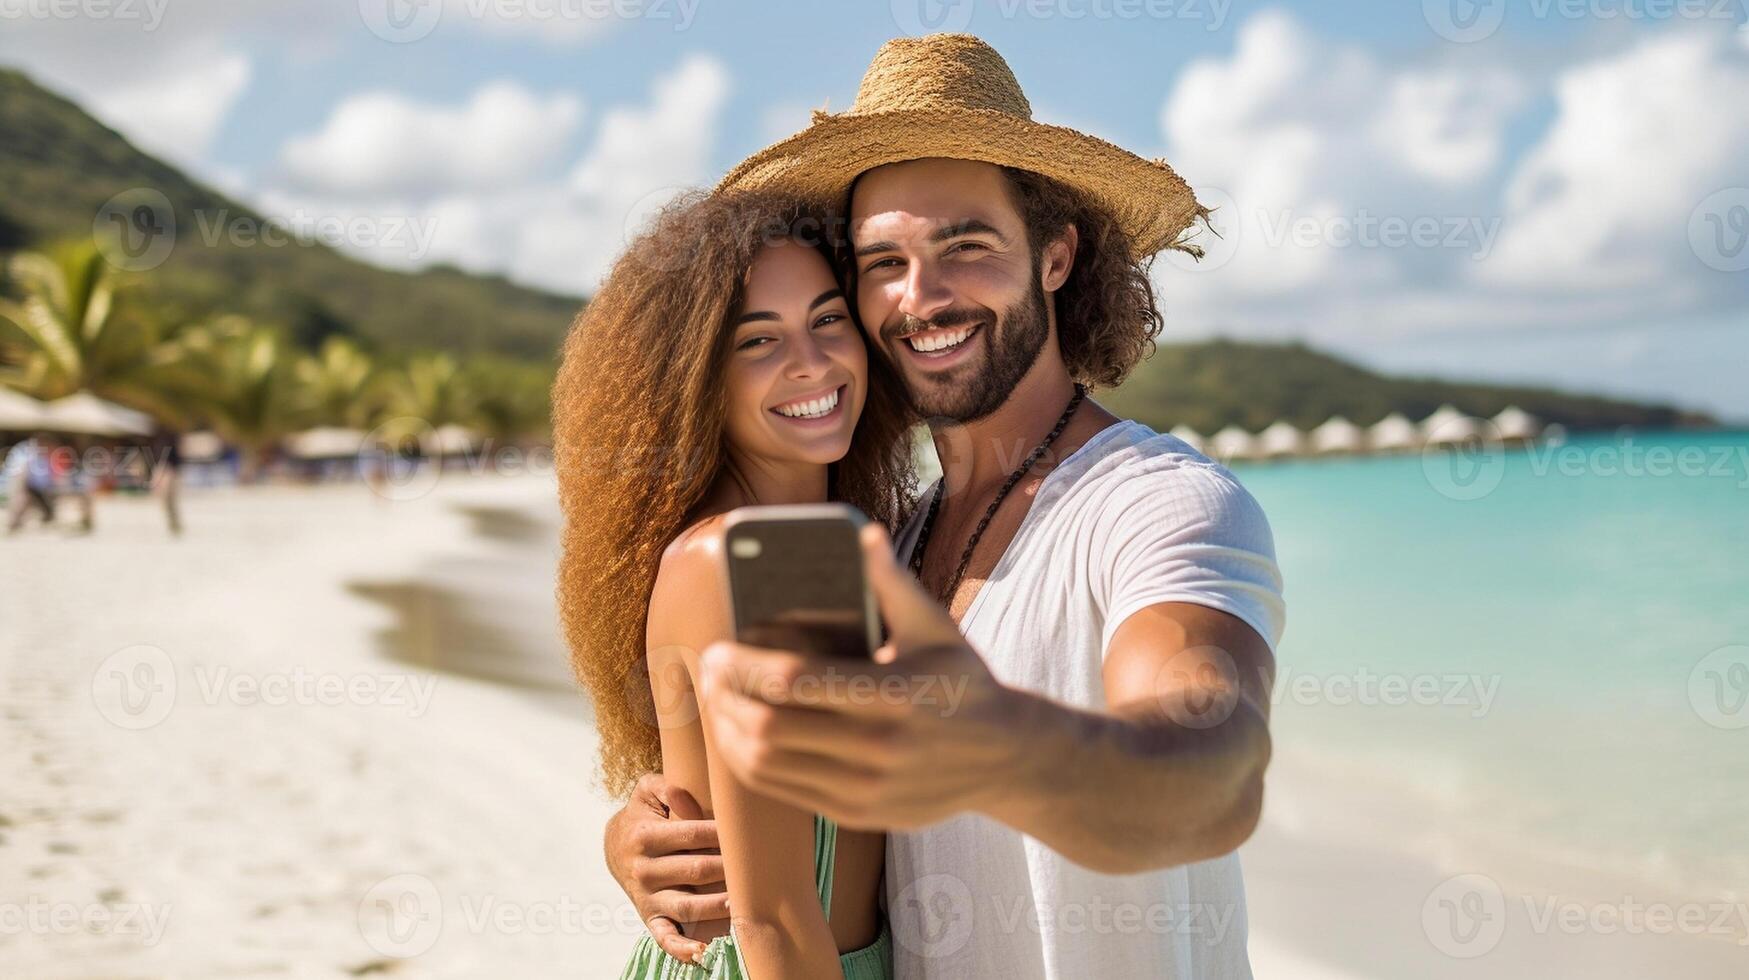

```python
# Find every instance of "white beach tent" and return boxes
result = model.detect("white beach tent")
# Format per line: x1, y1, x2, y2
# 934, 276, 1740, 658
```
1210, 424, 1258, 462
426, 424, 480, 456
179, 431, 227, 462
1168, 424, 1205, 453
1421, 404, 1483, 446
1310, 416, 1363, 454
38, 392, 154, 436
286, 427, 367, 459
0, 387, 47, 430
1368, 412, 1419, 452
1258, 420, 1306, 458
1493, 405, 1541, 443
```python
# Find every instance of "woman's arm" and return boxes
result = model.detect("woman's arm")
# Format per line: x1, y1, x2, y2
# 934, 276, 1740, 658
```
647, 528, 844, 980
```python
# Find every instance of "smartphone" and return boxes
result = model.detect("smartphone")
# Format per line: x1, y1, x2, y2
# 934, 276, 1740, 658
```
721, 503, 879, 660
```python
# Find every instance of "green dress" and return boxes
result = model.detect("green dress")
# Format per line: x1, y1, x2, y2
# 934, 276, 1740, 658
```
617, 814, 892, 979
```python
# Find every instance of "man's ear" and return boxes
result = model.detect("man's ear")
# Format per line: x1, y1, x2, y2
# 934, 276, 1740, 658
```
1041, 223, 1078, 292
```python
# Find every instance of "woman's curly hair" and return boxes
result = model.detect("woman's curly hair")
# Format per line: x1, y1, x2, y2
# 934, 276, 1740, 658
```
999, 166, 1166, 389
552, 189, 917, 796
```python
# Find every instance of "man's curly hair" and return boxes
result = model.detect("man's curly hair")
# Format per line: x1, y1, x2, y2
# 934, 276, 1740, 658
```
998, 165, 1166, 389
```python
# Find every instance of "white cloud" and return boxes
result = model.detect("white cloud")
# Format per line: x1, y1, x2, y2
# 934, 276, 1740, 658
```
85, 50, 253, 167
1480, 29, 1749, 292
278, 83, 584, 197
254, 55, 731, 295
1156, 10, 1745, 345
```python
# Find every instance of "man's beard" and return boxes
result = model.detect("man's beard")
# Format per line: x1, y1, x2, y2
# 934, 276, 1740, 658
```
888, 275, 1051, 424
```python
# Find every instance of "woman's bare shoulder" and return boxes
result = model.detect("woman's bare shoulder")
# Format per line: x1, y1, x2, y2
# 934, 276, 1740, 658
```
648, 513, 733, 650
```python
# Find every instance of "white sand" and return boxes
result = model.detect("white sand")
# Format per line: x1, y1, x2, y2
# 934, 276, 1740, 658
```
3, 473, 1743, 978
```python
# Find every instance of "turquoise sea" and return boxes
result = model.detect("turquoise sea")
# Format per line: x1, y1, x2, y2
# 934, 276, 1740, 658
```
1232, 430, 1749, 902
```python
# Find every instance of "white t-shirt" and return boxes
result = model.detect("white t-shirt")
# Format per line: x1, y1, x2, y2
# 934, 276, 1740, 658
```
886, 419, 1286, 980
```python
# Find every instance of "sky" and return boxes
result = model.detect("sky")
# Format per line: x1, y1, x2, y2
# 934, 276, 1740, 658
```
1, 0, 1745, 419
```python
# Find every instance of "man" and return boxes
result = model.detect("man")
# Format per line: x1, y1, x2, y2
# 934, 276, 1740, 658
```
4, 432, 56, 532
604, 34, 1284, 978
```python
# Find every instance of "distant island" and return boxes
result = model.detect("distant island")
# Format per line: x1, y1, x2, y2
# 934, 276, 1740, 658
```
0, 67, 1713, 435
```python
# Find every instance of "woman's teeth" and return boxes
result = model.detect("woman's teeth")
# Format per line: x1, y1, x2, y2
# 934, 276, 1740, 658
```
772, 386, 841, 419
906, 324, 977, 353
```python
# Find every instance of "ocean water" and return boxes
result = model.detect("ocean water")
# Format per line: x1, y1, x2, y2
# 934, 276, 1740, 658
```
1231, 431, 1749, 901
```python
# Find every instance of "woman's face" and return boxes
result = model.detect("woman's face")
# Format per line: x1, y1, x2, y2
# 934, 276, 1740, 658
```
723, 240, 867, 468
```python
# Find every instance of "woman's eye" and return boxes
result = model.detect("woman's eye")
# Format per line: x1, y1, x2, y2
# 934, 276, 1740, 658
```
736, 336, 773, 351
813, 313, 845, 329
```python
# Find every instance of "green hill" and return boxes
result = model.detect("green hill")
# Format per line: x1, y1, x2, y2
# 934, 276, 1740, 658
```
0, 67, 579, 361
0, 67, 1712, 433
1104, 339, 1712, 434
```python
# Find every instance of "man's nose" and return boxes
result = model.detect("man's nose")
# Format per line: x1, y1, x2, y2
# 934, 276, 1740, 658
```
896, 260, 954, 326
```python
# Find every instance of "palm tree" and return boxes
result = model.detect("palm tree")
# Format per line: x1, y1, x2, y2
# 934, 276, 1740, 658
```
0, 242, 195, 423
378, 352, 477, 455
466, 357, 553, 448
177, 317, 308, 480
295, 335, 382, 429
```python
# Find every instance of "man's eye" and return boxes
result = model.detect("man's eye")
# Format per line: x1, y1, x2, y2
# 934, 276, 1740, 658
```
950, 241, 988, 254
864, 257, 900, 272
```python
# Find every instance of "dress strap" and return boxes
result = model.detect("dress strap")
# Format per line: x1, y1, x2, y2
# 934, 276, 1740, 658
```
813, 813, 838, 918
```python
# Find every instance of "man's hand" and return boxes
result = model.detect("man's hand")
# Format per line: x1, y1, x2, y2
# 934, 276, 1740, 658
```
698, 524, 1032, 831
603, 774, 728, 964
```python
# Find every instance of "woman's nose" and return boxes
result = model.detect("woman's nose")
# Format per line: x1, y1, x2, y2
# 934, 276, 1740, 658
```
784, 333, 832, 380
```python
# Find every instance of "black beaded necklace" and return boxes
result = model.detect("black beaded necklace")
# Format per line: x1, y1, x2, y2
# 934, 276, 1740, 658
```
908, 383, 1087, 606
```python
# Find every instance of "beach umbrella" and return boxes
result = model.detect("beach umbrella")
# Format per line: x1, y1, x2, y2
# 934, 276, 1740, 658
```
285, 426, 367, 459
0, 388, 47, 430
1368, 412, 1419, 452
1210, 425, 1257, 462
1310, 416, 1363, 455
1258, 420, 1306, 458
1421, 404, 1482, 446
1493, 405, 1541, 442
179, 431, 226, 462
38, 391, 154, 436
1168, 424, 1205, 453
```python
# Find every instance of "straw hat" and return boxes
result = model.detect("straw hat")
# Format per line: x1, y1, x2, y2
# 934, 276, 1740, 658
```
714, 33, 1209, 258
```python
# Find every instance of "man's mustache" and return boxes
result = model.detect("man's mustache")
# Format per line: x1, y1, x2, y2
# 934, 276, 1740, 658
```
885, 307, 991, 342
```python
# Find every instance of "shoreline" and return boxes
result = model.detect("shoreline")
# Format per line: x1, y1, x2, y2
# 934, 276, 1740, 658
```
3, 473, 1743, 977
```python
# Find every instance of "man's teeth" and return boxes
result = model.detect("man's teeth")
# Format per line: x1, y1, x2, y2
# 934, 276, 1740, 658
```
773, 387, 840, 419
906, 325, 976, 353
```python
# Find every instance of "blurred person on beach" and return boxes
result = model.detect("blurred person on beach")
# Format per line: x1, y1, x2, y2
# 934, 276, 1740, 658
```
554, 189, 916, 978
4, 431, 56, 531
151, 433, 183, 535
49, 435, 94, 533
592, 34, 1284, 979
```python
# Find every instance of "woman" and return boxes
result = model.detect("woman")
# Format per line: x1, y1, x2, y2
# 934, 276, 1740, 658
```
553, 189, 915, 979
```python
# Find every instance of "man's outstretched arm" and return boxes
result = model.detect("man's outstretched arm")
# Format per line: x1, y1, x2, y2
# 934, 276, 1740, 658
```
698, 524, 1275, 874
602, 775, 727, 964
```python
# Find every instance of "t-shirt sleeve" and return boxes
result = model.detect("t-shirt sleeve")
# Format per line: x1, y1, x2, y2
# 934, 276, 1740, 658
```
1095, 460, 1286, 655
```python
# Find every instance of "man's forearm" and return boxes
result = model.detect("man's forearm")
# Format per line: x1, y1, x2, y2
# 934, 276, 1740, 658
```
979, 685, 1271, 875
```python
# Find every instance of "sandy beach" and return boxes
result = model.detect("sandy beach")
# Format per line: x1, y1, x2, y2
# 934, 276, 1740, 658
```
3, 472, 1743, 978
